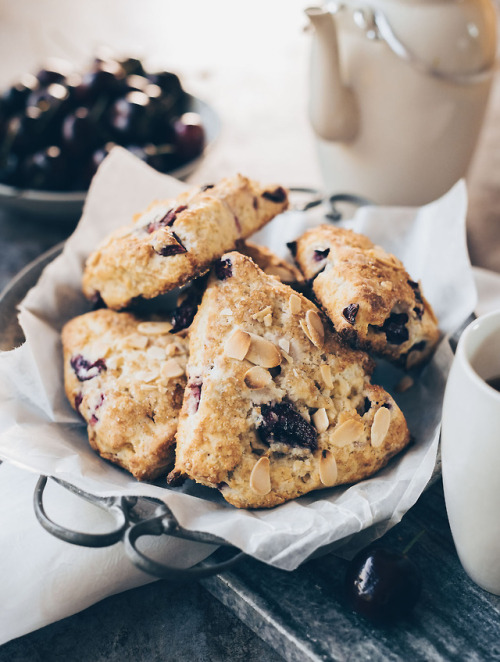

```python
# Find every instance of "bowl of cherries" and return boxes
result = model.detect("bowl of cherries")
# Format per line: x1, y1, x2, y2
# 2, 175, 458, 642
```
0, 54, 220, 221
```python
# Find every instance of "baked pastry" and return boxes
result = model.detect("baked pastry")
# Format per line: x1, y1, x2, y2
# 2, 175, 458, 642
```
62, 309, 188, 480
166, 243, 303, 334
238, 241, 303, 284
291, 225, 439, 369
82, 175, 289, 309
169, 251, 410, 508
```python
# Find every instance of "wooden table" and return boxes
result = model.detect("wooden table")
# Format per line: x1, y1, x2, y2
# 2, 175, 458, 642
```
1, 2, 500, 660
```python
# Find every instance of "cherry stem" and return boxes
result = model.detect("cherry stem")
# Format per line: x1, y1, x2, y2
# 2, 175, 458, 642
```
402, 528, 426, 556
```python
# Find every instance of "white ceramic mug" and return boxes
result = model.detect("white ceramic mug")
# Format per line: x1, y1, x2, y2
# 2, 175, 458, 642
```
442, 310, 500, 594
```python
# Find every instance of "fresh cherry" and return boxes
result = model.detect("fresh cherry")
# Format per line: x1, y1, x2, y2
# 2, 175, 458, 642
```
344, 545, 422, 622
174, 112, 205, 162
1, 74, 39, 116
21, 145, 70, 191
61, 107, 100, 156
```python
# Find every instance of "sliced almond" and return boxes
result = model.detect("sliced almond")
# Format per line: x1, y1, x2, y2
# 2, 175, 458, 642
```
312, 408, 329, 433
320, 365, 333, 389
225, 329, 251, 361
124, 334, 149, 350
263, 313, 273, 327
137, 321, 173, 335
246, 334, 281, 368
135, 369, 160, 383
161, 358, 185, 380
140, 383, 159, 392
265, 265, 296, 282
249, 456, 271, 495
289, 293, 301, 314
251, 306, 273, 322
331, 419, 364, 447
371, 406, 391, 447
147, 345, 168, 361
319, 450, 337, 487
279, 338, 290, 353
305, 310, 324, 348
244, 366, 272, 389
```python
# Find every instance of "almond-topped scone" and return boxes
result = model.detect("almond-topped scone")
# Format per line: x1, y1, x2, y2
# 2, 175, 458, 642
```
62, 309, 189, 480
82, 175, 289, 309
169, 251, 410, 509
291, 225, 439, 369
166, 243, 303, 335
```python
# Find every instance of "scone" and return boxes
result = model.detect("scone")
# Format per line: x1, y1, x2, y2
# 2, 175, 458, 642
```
238, 241, 303, 284
166, 243, 302, 335
291, 225, 439, 369
169, 251, 410, 509
82, 175, 289, 309
62, 309, 188, 480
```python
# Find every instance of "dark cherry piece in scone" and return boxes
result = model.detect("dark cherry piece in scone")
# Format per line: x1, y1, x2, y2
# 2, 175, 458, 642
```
291, 225, 439, 369
62, 309, 189, 480
169, 251, 410, 509
82, 175, 289, 309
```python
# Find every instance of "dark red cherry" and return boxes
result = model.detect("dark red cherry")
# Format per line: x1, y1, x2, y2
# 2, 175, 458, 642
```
344, 546, 422, 622
174, 112, 205, 162
1, 74, 39, 116
109, 91, 153, 143
35, 58, 71, 86
21, 145, 70, 191
6, 106, 47, 155
62, 107, 101, 156
75, 60, 126, 105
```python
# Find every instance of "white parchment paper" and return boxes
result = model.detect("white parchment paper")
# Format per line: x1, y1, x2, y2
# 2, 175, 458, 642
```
0, 147, 477, 572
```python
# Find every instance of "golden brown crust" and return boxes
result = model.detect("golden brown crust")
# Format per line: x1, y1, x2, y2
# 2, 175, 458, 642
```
82, 175, 289, 309
172, 251, 410, 508
238, 241, 303, 284
62, 309, 188, 480
293, 225, 440, 369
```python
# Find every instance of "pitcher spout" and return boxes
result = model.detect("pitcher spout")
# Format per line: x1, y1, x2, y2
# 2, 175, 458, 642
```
305, 6, 359, 142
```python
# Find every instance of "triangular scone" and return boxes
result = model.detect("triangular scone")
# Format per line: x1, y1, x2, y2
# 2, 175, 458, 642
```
62, 309, 188, 480
170, 252, 410, 508
291, 226, 440, 369
82, 175, 288, 309
238, 241, 303, 284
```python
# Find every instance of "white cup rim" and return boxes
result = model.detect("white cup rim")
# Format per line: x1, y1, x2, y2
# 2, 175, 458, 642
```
458, 309, 500, 401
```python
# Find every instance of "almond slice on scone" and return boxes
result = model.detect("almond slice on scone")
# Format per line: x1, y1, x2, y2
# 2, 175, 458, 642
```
82, 175, 289, 309
290, 225, 440, 369
62, 309, 188, 480
169, 251, 410, 508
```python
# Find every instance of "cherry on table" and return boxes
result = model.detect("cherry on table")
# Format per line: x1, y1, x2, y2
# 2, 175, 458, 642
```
344, 545, 422, 622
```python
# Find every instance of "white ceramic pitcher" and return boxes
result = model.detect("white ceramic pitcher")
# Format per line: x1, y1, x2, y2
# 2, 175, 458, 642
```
305, 0, 498, 206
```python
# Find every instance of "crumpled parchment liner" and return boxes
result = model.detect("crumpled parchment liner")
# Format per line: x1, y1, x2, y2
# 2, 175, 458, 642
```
0, 147, 477, 570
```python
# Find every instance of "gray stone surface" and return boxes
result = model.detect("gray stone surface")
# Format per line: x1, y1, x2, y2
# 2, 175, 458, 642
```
0, 578, 284, 662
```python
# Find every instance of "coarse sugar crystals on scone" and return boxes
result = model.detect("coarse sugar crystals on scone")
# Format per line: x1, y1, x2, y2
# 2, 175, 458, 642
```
291, 225, 440, 369
82, 174, 289, 309
169, 251, 410, 509
62, 309, 189, 480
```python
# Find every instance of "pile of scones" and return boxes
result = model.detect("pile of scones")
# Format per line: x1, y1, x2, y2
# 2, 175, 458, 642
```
62, 175, 440, 508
